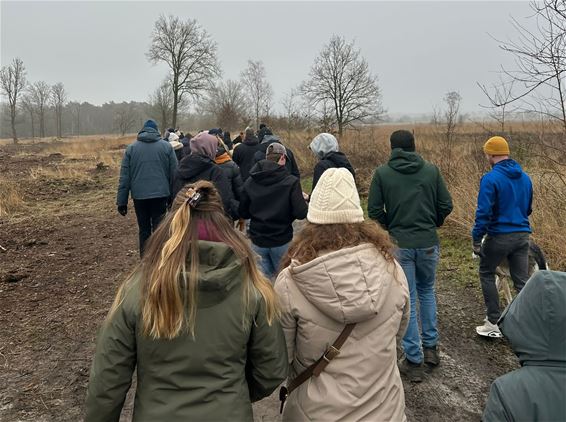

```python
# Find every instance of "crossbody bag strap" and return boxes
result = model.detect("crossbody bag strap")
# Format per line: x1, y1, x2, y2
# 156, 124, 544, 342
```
279, 323, 356, 413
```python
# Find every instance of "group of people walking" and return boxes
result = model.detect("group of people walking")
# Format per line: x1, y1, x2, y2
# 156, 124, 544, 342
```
86, 120, 565, 422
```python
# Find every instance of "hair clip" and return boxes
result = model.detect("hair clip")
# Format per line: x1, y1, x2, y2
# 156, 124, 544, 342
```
186, 189, 203, 208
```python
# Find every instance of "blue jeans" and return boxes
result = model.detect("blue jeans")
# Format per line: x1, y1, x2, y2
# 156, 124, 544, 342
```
252, 242, 290, 280
397, 245, 440, 364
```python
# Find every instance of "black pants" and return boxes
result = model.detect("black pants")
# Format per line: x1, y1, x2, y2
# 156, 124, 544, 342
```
479, 232, 530, 323
133, 197, 168, 257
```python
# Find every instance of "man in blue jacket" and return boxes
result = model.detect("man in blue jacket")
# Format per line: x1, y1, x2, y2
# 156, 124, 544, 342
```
472, 136, 533, 337
116, 119, 178, 256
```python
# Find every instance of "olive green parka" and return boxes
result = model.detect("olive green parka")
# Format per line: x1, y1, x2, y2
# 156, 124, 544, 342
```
85, 241, 288, 422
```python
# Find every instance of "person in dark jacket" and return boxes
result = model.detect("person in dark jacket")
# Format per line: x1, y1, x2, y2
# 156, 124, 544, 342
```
239, 143, 308, 280
472, 136, 533, 338
232, 127, 262, 181
483, 270, 566, 422
86, 181, 288, 422
233, 131, 244, 146
116, 119, 178, 256
308, 132, 355, 193
223, 131, 234, 151
257, 123, 268, 142
180, 132, 192, 157
367, 130, 453, 382
172, 132, 238, 219
252, 129, 301, 179
215, 145, 243, 218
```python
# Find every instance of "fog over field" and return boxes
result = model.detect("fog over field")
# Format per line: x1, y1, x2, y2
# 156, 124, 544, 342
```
1, 1, 536, 114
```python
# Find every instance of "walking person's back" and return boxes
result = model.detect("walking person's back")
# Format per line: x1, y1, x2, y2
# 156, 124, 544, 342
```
239, 143, 307, 279
86, 182, 288, 422
472, 136, 533, 338
252, 129, 301, 179
483, 270, 566, 422
116, 119, 178, 256
232, 128, 261, 181
172, 131, 238, 220
276, 168, 410, 421
368, 130, 453, 382
215, 145, 243, 210
308, 132, 355, 192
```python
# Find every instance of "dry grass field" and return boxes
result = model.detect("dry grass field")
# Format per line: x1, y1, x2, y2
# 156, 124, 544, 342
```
0, 123, 563, 421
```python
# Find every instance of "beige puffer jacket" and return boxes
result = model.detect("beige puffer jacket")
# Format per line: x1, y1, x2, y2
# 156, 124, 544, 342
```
274, 243, 410, 422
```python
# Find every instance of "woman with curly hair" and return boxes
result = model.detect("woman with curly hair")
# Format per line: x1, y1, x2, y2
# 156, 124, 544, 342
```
275, 168, 410, 422
86, 181, 287, 422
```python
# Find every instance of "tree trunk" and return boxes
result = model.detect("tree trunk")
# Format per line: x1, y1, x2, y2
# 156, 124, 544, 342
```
172, 82, 179, 129
30, 111, 35, 139
39, 110, 45, 138
10, 106, 18, 144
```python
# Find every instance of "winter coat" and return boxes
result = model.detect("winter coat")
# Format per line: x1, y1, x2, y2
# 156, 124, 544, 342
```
367, 149, 453, 249
215, 151, 243, 203
232, 135, 262, 181
116, 126, 178, 206
239, 160, 307, 248
253, 135, 301, 179
483, 270, 566, 422
85, 241, 288, 422
472, 159, 533, 241
275, 244, 410, 422
172, 154, 238, 219
312, 152, 355, 191
180, 135, 191, 158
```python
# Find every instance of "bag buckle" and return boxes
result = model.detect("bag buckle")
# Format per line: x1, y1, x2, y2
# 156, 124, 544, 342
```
323, 345, 340, 363
279, 386, 288, 414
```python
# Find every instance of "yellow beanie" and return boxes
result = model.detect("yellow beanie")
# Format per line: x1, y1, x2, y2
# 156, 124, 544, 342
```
483, 136, 510, 156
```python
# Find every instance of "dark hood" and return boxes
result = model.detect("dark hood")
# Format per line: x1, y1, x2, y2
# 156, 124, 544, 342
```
243, 135, 259, 146
387, 149, 425, 174
493, 159, 523, 179
177, 154, 215, 179
499, 270, 566, 366
325, 151, 354, 170
137, 126, 162, 143
249, 160, 288, 186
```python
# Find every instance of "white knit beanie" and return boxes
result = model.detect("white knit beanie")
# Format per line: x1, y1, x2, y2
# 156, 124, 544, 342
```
307, 168, 364, 224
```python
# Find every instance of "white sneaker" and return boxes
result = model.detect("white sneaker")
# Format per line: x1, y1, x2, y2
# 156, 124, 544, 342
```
476, 318, 503, 338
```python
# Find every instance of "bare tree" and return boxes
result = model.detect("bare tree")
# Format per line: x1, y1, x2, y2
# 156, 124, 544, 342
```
433, 91, 462, 179
148, 81, 180, 133
481, 0, 566, 134
281, 88, 301, 140
201, 79, 248, 130
301, 35, 383, 136
51, 82, 67, 138
20, 94, 36, 139
68, 101, 81, 136
114, 104, 138, 136
0, 58, 26, 143
147, 15, 221, 128
479, 77, 516, 132
240, 60, 273, 129
29, 81, 51, 138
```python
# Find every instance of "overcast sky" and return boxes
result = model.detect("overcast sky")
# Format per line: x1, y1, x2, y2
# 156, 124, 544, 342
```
1, 1, 536, 115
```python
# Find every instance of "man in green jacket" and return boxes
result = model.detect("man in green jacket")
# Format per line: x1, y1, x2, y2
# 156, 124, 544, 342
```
368, 130, 453, 382
483, 270, 566, 422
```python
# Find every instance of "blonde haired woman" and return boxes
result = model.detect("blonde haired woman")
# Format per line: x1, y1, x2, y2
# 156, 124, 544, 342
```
275, 168, 410, 421
85, 181, 287, 422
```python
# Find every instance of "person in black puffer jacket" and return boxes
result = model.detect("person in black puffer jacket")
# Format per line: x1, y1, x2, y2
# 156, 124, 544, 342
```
215, 145, 242, 218
309, 133, 355, 192
172, 132, 238, 219
232, 127, 262, 182
252, 128, 301, 179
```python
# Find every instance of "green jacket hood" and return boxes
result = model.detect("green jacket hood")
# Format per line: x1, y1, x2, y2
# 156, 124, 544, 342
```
500, 270, 566, 366
388, 149, 425, 174
194, 241, 243, 307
